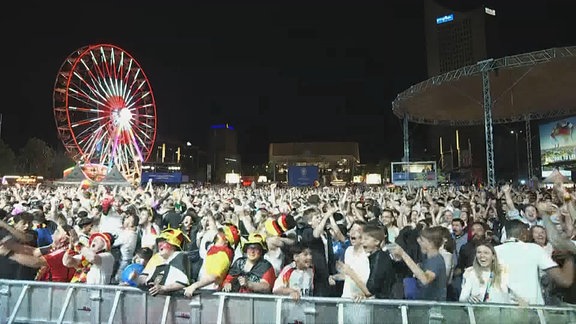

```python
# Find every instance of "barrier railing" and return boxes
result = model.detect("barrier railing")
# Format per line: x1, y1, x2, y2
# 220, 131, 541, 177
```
1, 279, 575, 324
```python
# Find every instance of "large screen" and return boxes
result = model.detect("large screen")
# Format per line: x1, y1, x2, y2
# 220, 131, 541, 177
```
539, 116, 576, 178
287, 166, 319, 187
391, 161, 437, 187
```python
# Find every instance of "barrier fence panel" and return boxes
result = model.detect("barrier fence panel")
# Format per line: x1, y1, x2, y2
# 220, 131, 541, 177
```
1, 280, 576, 324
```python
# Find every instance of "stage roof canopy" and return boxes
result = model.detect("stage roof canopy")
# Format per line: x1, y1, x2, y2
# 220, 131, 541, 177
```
392, 47, 576, 126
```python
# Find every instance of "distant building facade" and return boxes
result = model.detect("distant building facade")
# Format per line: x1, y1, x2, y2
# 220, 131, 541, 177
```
424, 0, 499, 77
148, 139, 207, 183
269, 142, 360, 185
209, 124, 241, 183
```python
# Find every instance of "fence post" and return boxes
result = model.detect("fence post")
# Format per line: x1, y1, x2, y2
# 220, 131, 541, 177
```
216, 294, 226, 324
428, 306, 444, 324
400, 305, 408, 324
337, 303, 344, 324
466, 306, 477, 324
160, 295, 172, 324
536, 309, 547, 324
89, 289, 103, 324
189, 295, 202, 323
142, 292, 148, 324
0, 284, 11, 322
303, 302, 317, 324
274, 297, 283, 324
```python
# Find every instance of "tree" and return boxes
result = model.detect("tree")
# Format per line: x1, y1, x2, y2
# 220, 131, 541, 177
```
17, 138, 55, 176
51, 149, 76, 179
0, 139, 16, 175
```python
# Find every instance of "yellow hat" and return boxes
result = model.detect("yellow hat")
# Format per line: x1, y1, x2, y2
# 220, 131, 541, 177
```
156, 228, 190, 250
242, 233, 267, 253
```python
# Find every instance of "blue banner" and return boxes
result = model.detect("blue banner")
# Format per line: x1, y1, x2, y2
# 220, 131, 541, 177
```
287, 166, 318, 187
141, 172, 182, 184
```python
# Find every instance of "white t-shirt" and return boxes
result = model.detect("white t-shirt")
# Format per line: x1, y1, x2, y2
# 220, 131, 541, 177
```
341, 246, 370, 298
114, 230, 138, 261
199, 229, 218, 260
99, 212, 123, 237
387, 226, 400, 244
495, 240, 557, 305
140, 224, 160, 250
83, 252, 115, 285
439, 248, 453, 282
273, 262, 314, 297
264, 247, 285, 276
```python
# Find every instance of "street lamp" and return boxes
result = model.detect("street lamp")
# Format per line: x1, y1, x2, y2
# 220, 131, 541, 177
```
510, 130, 520, 182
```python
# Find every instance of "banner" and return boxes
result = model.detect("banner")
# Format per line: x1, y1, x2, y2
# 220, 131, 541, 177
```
540, 117, 576, 165
141, 172, 182, 184
287, 166, 318, 187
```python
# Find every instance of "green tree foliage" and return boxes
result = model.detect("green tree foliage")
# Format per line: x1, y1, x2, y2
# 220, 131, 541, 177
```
0, 139, 16, 175
51, 149, 76, 179
17, 138, 55, 176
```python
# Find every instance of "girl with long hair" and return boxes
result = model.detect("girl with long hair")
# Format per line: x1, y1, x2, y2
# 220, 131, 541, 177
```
459, 242, 525, 305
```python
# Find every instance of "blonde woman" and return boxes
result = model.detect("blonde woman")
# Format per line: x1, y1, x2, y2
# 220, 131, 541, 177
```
459, 243, 525, 305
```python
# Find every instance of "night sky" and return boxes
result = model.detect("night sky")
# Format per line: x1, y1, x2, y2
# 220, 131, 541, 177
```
1, 1, 575, 167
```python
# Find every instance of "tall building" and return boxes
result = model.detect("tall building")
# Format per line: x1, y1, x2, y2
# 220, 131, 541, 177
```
209, 124, 241, 183
147, 137, 208, 183
424, 0, 499, 77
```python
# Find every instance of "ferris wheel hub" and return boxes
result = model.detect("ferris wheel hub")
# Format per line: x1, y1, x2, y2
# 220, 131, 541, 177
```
115, 108, 133, 127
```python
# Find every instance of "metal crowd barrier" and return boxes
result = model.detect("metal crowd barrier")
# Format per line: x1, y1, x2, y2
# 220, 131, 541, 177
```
1, 279, 575, 324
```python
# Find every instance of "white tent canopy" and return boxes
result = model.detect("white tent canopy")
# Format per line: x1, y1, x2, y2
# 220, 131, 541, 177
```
542, 168, 573, 184
53, 164, 89, 185
98, 166, 131, 187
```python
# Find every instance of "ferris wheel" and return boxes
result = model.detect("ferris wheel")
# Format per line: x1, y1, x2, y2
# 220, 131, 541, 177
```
53, 44, 157, 180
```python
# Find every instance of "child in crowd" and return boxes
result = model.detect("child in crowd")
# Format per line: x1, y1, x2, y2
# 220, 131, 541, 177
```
337, 224, 395, 300
391, 226, 447, 301
273, 242, 314, 301
121, 247, 154, 286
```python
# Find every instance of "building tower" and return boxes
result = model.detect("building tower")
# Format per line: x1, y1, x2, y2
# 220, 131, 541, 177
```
208, 124, 241, 183
424, 0, 499, 78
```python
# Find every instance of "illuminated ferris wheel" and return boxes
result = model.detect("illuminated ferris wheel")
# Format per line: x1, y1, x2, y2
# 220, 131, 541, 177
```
53, 44, 157, 180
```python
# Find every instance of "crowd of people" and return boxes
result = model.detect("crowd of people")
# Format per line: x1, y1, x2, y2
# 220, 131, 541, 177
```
0, 180, 575, 307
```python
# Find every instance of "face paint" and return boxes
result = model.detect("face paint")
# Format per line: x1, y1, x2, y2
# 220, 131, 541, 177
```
158, 241, 174, 253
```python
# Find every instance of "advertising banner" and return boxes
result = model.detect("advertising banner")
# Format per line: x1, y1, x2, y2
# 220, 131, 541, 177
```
539, 117, 576, 179
141, 172, 183, 184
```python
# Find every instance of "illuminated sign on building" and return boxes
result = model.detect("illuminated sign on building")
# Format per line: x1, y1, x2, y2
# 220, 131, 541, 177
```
436, 14, 454, 25
211, 123, 234, 130
485, 7, 496, 16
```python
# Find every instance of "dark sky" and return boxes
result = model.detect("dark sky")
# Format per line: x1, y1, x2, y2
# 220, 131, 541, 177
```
1, 1, 575, 166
